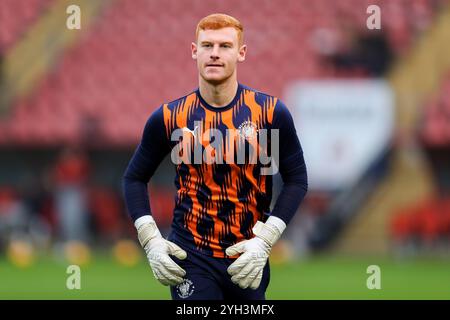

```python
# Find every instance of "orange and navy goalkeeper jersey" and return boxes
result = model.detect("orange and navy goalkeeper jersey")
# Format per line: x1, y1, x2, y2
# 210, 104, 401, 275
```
123, 83, 307, 258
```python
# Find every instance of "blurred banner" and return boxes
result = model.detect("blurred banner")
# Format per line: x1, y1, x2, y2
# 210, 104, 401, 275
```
286, 80, 394, 191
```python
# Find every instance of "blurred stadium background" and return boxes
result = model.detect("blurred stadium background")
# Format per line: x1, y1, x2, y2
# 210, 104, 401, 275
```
1, 0, 450, 299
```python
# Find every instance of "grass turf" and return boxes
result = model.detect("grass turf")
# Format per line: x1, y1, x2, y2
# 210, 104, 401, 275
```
1, 254, 450, 299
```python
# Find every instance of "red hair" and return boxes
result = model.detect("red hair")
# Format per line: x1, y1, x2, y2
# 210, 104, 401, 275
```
196, 13, 244, 45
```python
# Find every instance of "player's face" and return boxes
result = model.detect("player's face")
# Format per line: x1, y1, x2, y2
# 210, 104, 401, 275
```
192, 27, 246, 84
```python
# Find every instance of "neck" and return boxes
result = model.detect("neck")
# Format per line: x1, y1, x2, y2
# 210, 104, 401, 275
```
198, 76, 238, 108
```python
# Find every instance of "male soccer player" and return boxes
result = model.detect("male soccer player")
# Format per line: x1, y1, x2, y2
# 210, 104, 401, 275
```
123, 13, 307, 300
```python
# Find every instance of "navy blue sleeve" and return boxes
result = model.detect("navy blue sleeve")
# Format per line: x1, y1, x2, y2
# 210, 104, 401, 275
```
122, 105, 171, 222
270, 99, 308, 225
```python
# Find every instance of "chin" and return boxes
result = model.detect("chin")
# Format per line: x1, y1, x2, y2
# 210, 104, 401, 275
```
201, 73, 231, 85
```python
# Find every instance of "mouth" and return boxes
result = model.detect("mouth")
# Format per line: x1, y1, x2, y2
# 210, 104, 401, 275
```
206, 63, 224, 67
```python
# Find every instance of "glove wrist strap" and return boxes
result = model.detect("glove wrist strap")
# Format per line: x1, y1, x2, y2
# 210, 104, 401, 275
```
252, 216, 286, 246
135, 215, 162, 248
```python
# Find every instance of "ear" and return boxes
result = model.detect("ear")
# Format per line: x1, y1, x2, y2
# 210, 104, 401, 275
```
191, 42, 197, 60
237, 44, 247, 63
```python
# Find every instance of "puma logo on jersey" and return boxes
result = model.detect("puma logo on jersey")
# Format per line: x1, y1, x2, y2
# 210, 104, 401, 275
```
181, 126, 199, 139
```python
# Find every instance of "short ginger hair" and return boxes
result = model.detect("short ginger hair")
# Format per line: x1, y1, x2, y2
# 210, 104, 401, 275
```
196, 13, 244, 45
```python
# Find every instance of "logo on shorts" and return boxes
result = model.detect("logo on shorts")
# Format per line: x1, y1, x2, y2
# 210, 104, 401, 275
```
238, 121, 258, 140
176, 278, 195, 299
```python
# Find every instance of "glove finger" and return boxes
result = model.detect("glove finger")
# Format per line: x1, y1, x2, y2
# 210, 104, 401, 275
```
249, 270, 263, 290
231, 260, 256, 282
165, 274, 184, 286
225, 240, 248, 257
160, 255, 186, 278
156, 263, 184, 286
151, 266, 159, 280
148, 247, 185, 277
150, 256, 185, 285
166, 241, 188, 260
232, 268, 257, 288
227, 252, 252, 276
239, 268, 261, 289
163, 271, 184, 286
148, 255, 165, 282
153, 268, 170, 286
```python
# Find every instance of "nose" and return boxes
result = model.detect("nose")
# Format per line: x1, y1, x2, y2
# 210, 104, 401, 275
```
210, 44, 220, 60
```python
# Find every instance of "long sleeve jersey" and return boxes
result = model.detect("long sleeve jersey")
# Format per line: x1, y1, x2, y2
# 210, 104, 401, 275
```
123, 83, 308, 258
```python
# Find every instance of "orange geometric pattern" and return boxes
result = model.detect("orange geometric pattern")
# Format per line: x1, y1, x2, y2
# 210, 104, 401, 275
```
163, 86, 277, 257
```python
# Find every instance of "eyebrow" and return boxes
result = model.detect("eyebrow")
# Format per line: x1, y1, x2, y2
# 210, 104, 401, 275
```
200, 41, 234, 46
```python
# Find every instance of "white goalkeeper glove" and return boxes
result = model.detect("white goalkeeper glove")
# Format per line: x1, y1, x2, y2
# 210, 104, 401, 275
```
135, 215, 187, 286
225, 216, 286, 290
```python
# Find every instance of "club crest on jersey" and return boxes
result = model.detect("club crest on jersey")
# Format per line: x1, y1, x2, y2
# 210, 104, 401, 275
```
176, 279, 195, 299
238, 121, 258, 140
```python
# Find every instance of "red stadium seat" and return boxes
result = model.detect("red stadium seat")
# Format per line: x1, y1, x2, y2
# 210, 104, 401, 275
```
0, 0, 441, 146
0, 0, 53, 53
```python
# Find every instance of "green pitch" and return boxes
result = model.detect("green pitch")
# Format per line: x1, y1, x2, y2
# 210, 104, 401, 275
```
1, 254, 450, 299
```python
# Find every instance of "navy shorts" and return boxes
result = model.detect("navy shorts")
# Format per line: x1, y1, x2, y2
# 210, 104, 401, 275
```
169, 246, 270, 300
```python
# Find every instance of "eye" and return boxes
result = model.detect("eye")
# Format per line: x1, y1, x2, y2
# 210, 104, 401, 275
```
221, 44, 232, 48
202, 43, 212, 48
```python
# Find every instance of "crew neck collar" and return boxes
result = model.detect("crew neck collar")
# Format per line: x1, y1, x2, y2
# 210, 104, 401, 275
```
196, 83, 243, 112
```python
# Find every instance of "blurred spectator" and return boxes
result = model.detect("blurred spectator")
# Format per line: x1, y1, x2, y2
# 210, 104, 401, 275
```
0, 187, 28, 246
314, 20, 394, 77
391, 196, 450, 256
423, 146, 450, 197
89, 187, 124, 243
335, 31, 392, 76
419, 87, 450, 198
52, 147, 91, 243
